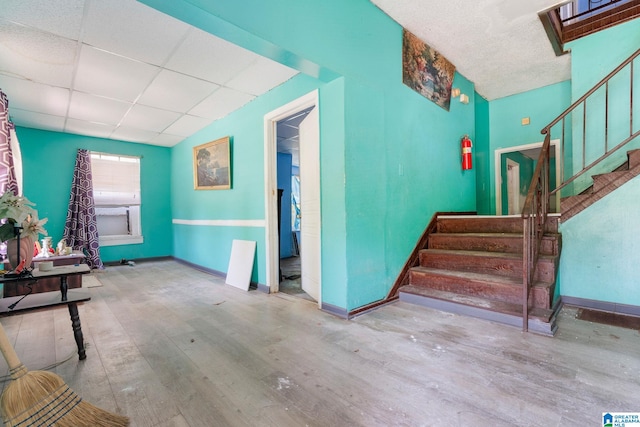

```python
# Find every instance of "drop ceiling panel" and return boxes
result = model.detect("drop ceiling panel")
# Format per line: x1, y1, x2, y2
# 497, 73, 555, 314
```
65, 117, 116, 139
148, 133, 184, 147
68, 91, 131, 125
83, 0, 190, 66
0, 21, 77, 87
138, 69, 220, 113
74, 45, 160, 102
111, 126, 159, 143
120, 104, 181, 132
0, 76, 70, 117
164, 28, 259, 84
0, 0, 298, 146
277, 123, 299, 141
0, 0, 85, 40
189, 87, 255, 120
9, 109, 65, 133
226, 56, 299, 96
163, 114, 212, 137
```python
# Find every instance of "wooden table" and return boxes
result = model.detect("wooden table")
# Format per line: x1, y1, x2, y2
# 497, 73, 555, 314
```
3, 252, 87, 297
0, 265, 92, 359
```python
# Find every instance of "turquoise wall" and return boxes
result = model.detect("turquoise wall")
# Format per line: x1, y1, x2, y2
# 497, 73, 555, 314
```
145, 0, 476, 311
475, 94, 491, 214
565, 19, 640, 191
485, 81, 571, 213
343, 72, 476, 310
555, 19, 640, 307
170, 74, 325, 286
559, 175, 640, 306
10, 0, 638, 312
16, 127, 172, 262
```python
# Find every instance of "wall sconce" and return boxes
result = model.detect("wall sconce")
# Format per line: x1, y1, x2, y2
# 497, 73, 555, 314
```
451, 88, 469, 104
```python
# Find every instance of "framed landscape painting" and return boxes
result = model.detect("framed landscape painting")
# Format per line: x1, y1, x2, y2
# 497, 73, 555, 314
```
193, 136, 231, 190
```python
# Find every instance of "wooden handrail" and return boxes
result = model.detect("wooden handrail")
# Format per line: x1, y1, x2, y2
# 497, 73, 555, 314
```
542, 48, 640, 134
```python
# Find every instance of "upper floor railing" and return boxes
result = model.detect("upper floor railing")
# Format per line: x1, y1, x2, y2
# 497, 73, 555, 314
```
539, 0, 640, 55
560, 0, 633, 24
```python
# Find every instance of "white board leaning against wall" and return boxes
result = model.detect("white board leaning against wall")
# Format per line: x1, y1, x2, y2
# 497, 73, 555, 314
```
225, 240, 256, 291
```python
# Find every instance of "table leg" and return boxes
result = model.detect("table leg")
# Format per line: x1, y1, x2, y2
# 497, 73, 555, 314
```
68, 303, 86, 360
60, 275, 68, 301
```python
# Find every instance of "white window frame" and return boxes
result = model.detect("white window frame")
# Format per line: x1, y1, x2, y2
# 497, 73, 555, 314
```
91, 152, 143, 247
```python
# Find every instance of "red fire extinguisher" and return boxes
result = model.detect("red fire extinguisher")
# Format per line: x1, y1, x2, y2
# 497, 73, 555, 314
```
461, 135, 473, 170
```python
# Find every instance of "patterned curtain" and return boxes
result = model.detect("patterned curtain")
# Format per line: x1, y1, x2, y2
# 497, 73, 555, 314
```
63, 149, 104, 269
0, 90, 19, 195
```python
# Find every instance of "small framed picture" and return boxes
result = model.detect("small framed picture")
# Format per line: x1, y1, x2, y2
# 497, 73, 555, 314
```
193, 136, 231, 190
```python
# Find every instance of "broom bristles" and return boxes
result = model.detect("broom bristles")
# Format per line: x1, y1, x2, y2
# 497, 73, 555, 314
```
2, 370, 129, 426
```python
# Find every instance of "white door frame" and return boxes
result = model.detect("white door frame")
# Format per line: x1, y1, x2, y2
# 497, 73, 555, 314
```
263, 90, 319, 295
494, 139, 560, 215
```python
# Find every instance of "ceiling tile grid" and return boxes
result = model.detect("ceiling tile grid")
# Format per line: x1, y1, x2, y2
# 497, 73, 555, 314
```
0, 0, 298, 146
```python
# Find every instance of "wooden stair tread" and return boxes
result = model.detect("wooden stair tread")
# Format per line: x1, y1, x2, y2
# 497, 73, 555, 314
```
437, 215, 559, 233
421, 248, 557, 261
430, 232, 560, 238
399, 285, 555, 322
410, 266, 551, 289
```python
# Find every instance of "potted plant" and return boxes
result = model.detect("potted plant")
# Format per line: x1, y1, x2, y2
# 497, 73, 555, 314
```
0, 191, 48, 271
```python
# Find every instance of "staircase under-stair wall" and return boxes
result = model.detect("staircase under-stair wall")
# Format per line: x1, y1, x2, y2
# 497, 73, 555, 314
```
398, 214, 562, 336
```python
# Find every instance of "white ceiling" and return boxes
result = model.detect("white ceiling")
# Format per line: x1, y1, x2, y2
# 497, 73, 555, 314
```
1, 0, 573, 149
0, 0, 298, 147
277, 107, 314, 167
372, 0, 572, 101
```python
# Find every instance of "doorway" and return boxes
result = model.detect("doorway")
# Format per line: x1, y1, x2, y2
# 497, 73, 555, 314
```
276, 107, 313, 300
494, 140, 561, 215
264, 91, 321, 307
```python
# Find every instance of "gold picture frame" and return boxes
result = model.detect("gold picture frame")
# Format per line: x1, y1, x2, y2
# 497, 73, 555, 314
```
193, 136, 231, 190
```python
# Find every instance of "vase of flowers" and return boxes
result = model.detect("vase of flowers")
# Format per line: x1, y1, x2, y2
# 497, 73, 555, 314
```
0, 191, 48, 271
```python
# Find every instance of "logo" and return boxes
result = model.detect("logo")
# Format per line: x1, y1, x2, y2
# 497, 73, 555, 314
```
603, 412, 640, 426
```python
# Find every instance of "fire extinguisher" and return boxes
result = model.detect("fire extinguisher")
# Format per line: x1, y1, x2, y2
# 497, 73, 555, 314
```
461, 135, 473, 170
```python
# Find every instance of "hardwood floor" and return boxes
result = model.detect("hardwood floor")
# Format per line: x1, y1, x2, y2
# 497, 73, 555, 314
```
0, 260, 638, 426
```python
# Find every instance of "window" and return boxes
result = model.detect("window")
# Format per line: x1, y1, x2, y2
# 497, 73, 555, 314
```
90, 152, 143, 246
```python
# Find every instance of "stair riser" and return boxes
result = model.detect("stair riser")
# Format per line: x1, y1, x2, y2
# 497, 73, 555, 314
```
560, 194, 589, 212
628, 149, 640, 169
437, 216, 558, 234
419, 252, 556, 283
592, 170, 640, 193
408, 270, 552, 309
429, 234, 559, 256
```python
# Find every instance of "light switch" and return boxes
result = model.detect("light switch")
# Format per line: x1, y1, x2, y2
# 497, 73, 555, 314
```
522, 117, 530, 125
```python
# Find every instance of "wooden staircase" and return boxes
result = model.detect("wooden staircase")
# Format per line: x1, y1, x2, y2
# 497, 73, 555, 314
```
398, 215, 562, 335
561, 149, 640, 221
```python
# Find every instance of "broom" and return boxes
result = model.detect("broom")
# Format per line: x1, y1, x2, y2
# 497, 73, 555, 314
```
0, 323, 129, 426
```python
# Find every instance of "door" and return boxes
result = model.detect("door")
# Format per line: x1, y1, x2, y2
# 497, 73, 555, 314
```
506, 159, 520, 215
298, 106, 321, 305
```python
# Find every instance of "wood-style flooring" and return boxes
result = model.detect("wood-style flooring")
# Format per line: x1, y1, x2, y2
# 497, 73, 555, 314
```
0, 260, 638, 426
